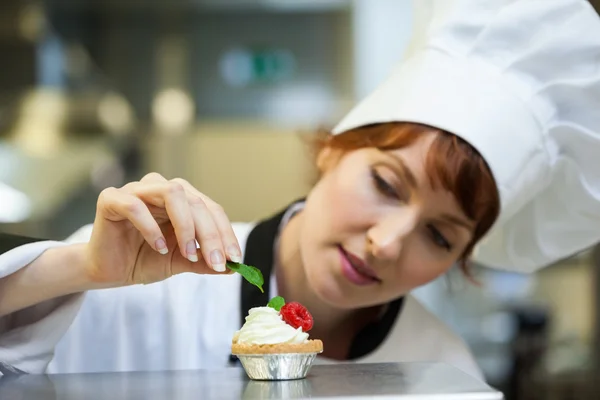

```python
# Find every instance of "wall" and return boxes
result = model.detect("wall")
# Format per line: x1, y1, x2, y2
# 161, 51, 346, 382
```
143, 121, 319, 223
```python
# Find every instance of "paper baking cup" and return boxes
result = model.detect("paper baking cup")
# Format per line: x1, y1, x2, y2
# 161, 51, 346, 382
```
235, 353, 319, 380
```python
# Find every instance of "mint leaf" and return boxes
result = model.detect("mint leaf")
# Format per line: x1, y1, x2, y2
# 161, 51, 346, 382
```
226, 261, 264, 293
267, 296, 285, 311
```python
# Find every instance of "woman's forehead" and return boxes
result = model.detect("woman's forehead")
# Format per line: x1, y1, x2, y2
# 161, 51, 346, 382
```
385, 134, 436, 180
382, 137, 474, 223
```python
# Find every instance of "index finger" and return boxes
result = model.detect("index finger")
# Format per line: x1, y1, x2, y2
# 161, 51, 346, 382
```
172, 178, 243, 263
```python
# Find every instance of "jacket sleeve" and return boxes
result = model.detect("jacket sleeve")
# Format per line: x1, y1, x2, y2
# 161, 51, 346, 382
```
0, 226, 93, 374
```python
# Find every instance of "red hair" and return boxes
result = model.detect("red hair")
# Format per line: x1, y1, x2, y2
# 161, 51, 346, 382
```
313, 122, 500, 277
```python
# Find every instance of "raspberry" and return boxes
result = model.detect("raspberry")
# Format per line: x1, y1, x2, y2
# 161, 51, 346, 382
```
280, 302, 314, 332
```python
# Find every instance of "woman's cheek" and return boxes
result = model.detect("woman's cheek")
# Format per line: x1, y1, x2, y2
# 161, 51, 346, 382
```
325, 176, 366, 226
407, 261, 450, 288
395, 244, 451, 289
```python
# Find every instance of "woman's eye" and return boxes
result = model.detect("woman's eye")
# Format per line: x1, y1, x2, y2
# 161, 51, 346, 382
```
371, 169, 399, 199
428, 225, 453, 251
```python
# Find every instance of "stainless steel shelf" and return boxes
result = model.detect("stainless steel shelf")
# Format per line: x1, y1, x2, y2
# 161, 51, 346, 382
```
0, 362, 504, 399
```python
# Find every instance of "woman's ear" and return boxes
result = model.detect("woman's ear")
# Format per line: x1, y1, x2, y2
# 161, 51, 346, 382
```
316, 146, 340, 173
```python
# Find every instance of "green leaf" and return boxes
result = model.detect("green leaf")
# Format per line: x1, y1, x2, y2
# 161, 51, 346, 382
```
267, 296, 285, 311
226, 261, 264, 293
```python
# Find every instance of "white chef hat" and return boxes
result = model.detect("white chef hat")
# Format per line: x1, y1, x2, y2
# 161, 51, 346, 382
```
333, 0, 600, 272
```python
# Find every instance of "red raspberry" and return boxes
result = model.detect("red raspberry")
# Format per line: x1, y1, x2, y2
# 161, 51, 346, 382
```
280, 302, 314, 332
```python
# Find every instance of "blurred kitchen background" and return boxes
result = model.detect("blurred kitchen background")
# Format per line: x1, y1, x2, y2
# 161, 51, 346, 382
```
1, 0, 599, 398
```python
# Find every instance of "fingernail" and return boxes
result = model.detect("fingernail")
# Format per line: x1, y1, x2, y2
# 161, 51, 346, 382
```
155, 238, 168, 255
227, 245, 243, 263
187, 240, 198, 262
210, 250, 226, 272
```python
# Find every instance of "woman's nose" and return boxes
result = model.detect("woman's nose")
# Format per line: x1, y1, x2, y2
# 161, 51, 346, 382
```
366, 207, 418, 262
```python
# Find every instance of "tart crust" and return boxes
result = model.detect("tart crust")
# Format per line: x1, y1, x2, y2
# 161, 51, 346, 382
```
231, 339, 323, 355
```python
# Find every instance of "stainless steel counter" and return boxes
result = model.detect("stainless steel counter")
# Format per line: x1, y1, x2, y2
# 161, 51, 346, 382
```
0, 362, 503, 399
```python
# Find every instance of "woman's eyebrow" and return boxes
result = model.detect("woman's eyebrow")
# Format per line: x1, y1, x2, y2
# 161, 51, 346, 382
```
384, 153, 418, 190
440, 213, 475, 231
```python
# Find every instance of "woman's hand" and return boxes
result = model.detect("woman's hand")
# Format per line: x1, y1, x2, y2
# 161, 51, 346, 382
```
85, 173, 242, 286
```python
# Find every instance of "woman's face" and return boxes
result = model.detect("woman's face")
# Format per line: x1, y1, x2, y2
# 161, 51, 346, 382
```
298, 132, 475, 309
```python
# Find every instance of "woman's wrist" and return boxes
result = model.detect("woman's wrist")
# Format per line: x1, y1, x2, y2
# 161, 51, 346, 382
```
39, 243, 115, 293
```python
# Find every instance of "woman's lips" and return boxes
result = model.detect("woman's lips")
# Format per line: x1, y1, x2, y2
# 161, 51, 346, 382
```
338, 246, 381, 286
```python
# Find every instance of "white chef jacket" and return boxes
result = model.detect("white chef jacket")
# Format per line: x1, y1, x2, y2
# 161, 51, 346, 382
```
0, 200, 484, 381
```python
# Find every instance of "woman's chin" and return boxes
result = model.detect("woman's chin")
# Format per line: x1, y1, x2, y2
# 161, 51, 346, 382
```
306, 269, 367, 310
303, 248, 377, 309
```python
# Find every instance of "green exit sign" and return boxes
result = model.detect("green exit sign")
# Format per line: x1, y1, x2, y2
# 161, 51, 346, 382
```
220, 47, 297, 87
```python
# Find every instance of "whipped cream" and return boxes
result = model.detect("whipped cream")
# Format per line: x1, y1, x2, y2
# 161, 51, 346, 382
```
233, 307, 309, 345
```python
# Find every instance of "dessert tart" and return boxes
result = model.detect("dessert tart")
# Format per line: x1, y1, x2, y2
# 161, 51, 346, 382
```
231, 297, 323, 380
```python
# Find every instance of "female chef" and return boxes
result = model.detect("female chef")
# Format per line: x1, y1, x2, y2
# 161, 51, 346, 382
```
1, 0, 599, 381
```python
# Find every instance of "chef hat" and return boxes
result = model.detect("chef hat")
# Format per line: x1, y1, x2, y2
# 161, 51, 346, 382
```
333, 0, 600, 272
